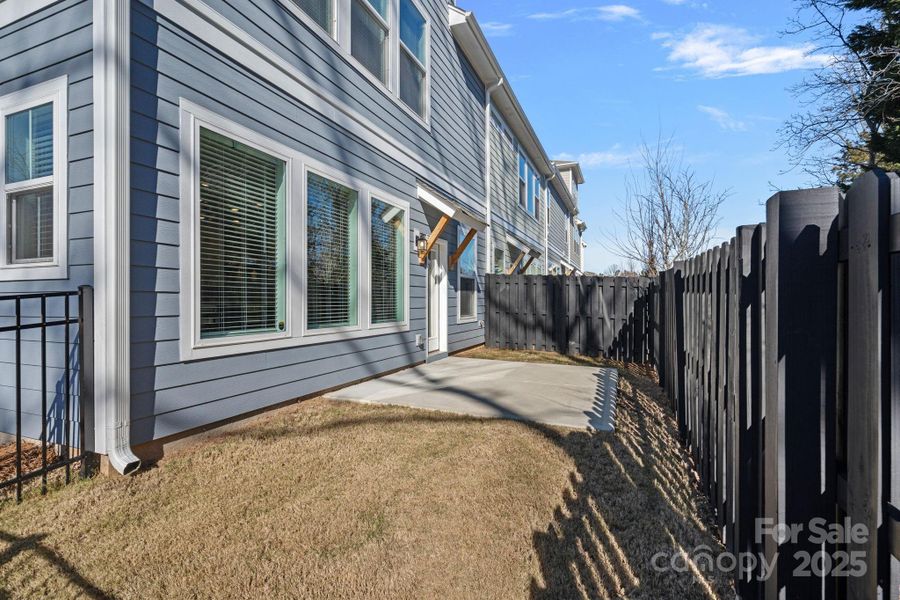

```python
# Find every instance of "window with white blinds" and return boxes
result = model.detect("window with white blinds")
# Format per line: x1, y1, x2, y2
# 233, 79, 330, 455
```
198, 127, 286, 340
292, 0, 334, 35
370, 197, 405, 324
307, 172, 359, 330
6, 102, 54, 264
180, 104, 411, 359
457, 227, 477, 321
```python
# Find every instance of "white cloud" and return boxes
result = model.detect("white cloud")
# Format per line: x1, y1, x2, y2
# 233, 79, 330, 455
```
656, 24, 830, 77
555, 146, 639, 169
481, 22, 513, 37
697, 105, 747, 131
529, 5, 641, 22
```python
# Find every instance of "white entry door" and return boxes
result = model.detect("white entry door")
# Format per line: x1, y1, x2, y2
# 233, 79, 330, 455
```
426, 240, 448, 355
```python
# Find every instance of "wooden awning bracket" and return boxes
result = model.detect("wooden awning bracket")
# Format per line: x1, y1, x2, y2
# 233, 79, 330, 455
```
419, 215, 450, 264
518, 255, 536, 274
449, 227, 477, 270
506, 250, 526, 275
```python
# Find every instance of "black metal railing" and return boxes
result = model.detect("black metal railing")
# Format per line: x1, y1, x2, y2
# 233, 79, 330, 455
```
0, 286, 93, 502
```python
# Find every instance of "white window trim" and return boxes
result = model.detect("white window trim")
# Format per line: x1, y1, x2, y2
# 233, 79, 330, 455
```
456, 231, 478, 324
179, 100, 410, 362
179, 101, 297, 360
366, 191, 410, 331
0, 76, 68, 281
286, 0, 339, 39
0, 0, 59, 27
277, 0, 431, 127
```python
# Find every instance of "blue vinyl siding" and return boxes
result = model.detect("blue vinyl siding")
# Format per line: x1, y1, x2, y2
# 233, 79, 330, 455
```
548, 187, 568, 263
489, 112, 544, 253
174, 0, 486, 209
128, 0, 485, 444
0, 0, 93, 440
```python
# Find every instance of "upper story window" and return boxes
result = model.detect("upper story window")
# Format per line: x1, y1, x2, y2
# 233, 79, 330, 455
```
351, 0, 389, 84
285, 0, 431, 122
517, 152, 539, 219
0, 77, 68, 281
399, 0, 427, 116
293, 0, 335, 35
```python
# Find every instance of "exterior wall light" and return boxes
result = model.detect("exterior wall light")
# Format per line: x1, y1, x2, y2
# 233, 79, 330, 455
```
415, 233, 429, 255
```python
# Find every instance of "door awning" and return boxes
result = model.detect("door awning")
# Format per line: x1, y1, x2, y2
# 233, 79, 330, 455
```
505, 233, 542, 258
417, 184, 487, 232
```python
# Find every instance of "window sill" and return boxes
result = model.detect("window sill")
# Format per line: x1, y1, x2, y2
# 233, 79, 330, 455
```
0, 262, 67, 282
457, 316, 478, 325
180, 323, 411, 362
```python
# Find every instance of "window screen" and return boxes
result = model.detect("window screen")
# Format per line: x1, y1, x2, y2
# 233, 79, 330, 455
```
399, 0, 426, 116
292, 0, 333, 34
457, 227, 477, 320
351, 0, 388, 84
371, 198, 405, 324
307, 172, 359, 329
6, 103, 52, 184
198, 127, 286, 340
399, 50, 425, 116
10, 189, 52, 262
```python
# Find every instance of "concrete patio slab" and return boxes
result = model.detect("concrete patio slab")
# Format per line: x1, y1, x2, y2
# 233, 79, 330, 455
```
326, 357, 619, 431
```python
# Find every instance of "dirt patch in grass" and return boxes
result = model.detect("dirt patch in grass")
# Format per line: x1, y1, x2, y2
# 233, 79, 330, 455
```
0, 442, 64, 481
0, 351, 733, 599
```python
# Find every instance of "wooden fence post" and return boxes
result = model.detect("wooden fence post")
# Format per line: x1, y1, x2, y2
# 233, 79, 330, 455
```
845, 171, 896, 600
764, 188, 840, 599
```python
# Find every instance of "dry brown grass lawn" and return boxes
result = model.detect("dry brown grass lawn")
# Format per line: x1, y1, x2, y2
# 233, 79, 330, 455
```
0, 348, 734, 600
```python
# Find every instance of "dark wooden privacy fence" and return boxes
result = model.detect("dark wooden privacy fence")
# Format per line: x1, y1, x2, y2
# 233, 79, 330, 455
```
655, 173, 900, 600
485, 275, 655, 363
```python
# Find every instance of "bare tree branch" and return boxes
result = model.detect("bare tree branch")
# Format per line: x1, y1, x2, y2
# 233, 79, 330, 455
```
606, 135, 728, 276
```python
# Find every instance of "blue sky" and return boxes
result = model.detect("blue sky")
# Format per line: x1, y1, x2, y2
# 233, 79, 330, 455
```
462, 0, 831, 272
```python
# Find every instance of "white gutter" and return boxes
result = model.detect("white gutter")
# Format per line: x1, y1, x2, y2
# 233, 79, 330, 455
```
483, 78, 503, 272
449, 7, 580, 217
93, 0, 141, 475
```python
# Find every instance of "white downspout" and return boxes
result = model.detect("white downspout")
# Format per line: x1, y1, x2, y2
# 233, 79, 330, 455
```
483, 78, 503, 274
94, 0, 141, 475
545, 173, 556, 274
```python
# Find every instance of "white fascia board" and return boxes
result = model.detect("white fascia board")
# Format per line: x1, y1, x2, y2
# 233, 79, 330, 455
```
504, 232, 539, 257
449, 6, 555, 178
551, 177, 578, 215
417, 183, 487, 231
553, 161, 586, 185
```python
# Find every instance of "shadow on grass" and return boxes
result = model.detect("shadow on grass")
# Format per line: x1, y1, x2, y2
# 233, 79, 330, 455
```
0, 530, 115, 600
216, 350, 732, 599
